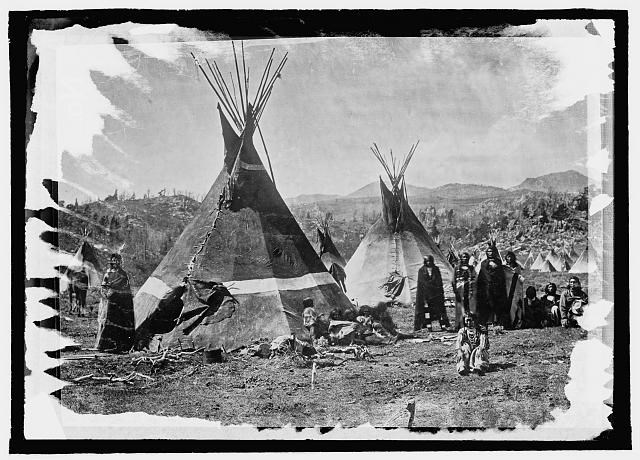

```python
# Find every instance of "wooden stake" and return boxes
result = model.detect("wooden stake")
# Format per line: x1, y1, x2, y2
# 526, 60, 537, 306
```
311, 362, 317, 389
406, 399, 416, 428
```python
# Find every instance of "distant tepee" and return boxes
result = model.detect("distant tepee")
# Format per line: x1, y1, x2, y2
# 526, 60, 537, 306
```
569, 250, 589, 273
344, 142, 453, 306
134, 44, 352, 351
316, 213, 347, 292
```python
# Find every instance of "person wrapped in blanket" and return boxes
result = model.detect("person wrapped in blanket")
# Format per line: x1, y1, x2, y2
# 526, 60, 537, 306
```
522, 286, 546, 328
458, 245, 508, 374
452, 252, 476, 330
95, 253, 134, 352
540, 283, 561, 326
559, 276, 588, 328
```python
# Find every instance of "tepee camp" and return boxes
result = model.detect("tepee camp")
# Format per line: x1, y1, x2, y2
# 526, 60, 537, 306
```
344, 143, 454, 306
133, 44, 353, 351
316, 213, 347, 292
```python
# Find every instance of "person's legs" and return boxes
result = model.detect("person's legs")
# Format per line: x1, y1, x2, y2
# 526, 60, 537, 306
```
414, 302, 425, 331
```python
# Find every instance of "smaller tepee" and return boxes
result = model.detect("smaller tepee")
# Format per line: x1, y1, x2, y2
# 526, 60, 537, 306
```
530, 252, 545, 271
545, 249, 562, 270
316, 212, 347, 292
522, 251, 535, 269
539, 259, 557, 273
569, 250, 589, 273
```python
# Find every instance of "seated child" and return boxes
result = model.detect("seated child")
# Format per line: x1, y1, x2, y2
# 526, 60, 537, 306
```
455, 313, 489, 375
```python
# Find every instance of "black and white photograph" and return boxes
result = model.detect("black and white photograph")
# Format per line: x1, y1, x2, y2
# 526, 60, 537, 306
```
13, 5, 631, 451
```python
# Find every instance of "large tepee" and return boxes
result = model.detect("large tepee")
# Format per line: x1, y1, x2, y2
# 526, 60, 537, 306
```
134, 44, 352, 351
344, 143, 454, 306
316, 213, 347, 292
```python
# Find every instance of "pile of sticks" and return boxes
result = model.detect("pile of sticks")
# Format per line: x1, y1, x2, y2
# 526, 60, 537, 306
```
72, 371, 155, 385
131, 347, 204, 370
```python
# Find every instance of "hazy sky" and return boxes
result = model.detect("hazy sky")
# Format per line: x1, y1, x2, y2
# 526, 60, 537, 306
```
31, 21, 614, 201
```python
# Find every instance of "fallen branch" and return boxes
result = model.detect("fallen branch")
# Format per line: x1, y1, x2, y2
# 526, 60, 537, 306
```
72, 373, 94, 382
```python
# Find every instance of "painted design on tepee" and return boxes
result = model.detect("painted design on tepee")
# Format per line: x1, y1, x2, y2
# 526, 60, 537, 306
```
134, 43, 352, 351
344, 142, 453, 306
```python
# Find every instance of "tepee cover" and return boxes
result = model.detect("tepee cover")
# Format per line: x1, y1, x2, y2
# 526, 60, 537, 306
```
569, 250, 589, 273
545, 249, 562, 270
530, 252, 545, 271
345, 144, 453, 306
134, 48, 352, 350
539, 259, 557, 273
522, 251, 536, 269
63, 241, 102, 289
316, 222, 347, 291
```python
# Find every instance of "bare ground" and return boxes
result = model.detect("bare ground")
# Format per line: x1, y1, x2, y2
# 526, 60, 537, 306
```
58, 301, 585, 428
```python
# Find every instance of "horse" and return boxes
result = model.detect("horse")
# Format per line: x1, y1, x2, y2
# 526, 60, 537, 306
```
68, 269, 89, 316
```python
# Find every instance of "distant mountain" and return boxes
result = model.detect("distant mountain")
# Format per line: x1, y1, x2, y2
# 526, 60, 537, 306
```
431, 183, 507, 199
511, 170, 588, 193
347, 181, 432, 198
285, 193, 341, 205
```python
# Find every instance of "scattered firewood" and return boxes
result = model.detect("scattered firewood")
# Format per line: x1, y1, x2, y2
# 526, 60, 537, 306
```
72, 373, 94, 382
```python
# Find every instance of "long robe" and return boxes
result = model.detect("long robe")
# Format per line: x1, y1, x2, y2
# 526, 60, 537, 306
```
415, 265, 448, 329
476, 258, 509, 326
503, 264, 525, 329
96, 267, 134, 351
452, 263, 477, 330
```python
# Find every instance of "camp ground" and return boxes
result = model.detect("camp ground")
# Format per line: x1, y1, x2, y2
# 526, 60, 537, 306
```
50, 33, 605, 433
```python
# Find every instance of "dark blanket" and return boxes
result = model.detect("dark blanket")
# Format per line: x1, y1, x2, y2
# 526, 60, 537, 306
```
476, 259, 509, 325
96, 267, 134, 351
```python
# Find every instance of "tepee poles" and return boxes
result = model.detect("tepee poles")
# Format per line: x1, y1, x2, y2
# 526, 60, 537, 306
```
190, 41, 288, 184
370, 141, 420, 190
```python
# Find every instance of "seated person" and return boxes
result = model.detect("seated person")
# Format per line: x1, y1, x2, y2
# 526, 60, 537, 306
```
522, 286, 545, 328
559, 276, 588, 328
356, 305, 395, 345
302, 299, 329, 345
540, 283, 561, 326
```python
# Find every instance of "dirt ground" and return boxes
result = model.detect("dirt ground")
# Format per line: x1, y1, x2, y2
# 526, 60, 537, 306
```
58, 297, 586, 428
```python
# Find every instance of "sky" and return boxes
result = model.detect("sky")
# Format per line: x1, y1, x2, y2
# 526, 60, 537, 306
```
30, 21, 614, 202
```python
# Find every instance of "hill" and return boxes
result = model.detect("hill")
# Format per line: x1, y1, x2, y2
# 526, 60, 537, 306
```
511, 170, 588, 193
285, 193, 340, 205
431, 183, 507, 199
347, 181, 432, 198
57, 194, 200, 288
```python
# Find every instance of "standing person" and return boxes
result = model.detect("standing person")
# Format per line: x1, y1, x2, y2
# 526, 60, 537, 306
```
95, 253, 134, 352
416, 256, 451, 331
504, 251, 525, 329
559, 276, 589, 328
540, 283, 561, 326
476, 246, 509, 329
452, 252, 476, 330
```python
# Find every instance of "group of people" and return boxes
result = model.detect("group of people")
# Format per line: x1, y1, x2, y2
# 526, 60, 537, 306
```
302, 298, 415, 348
436, 245, 589, 375
90, 246, 589, 366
